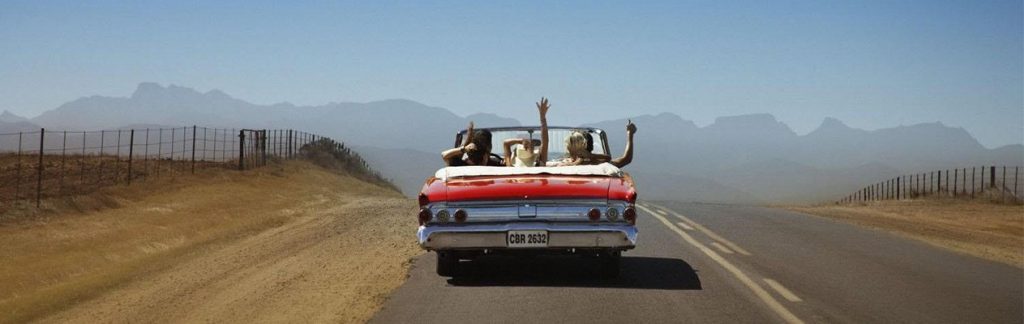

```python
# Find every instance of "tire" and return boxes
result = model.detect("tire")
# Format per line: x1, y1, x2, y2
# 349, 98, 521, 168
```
600, 251, 621, 278
436, 251, 459, 277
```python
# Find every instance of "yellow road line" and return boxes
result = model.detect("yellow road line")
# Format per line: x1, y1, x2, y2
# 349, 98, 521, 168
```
637, 204, 804, 324
710, 241, 734, 254
675, 221, 695, 231
646, 203, 752, 256
764, 278, 803, 302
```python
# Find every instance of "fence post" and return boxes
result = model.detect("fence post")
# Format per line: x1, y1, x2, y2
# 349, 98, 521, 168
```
115, 130, 122, 182
896, 176, 900, 200
191, 125, 197, 174
36, 128, 44, 207
80, 132, 86, 184
238, 130, 245, 170
990, 166, 996, 189
169, 128, 175, 176
128, 129, 135, 184
262, 130, 268, 166
945, 170, 949, 195
953, 169, 958, 197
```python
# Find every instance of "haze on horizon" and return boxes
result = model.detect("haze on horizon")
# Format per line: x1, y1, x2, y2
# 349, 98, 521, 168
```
1, 0, 1021, 148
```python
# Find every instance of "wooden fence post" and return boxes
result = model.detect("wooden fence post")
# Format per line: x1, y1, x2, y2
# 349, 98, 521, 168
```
36, 128, 44, 207
896, 176, 900, 200
238, 130, 246, 170
191, 125, 197, 174
990, 166, 996, 189
946, 169, 954, 197
127, 129, 134, 184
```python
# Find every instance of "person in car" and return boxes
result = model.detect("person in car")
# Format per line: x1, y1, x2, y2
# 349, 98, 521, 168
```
548, 119, 637, 168
502, 97, 551, 167
441, 121, 503, 166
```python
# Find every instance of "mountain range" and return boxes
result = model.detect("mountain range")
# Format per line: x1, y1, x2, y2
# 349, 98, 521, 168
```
3, 83, 1020, 203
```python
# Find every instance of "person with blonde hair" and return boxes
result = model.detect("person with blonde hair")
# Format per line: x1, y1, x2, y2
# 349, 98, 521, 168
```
548, 120, 637, 168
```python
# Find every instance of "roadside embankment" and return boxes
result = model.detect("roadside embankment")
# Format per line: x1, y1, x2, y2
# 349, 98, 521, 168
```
0, 160, 421, 323
790, 196, 1023, 268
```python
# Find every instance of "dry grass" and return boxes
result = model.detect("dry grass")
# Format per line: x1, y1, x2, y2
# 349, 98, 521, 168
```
0, 152, 234, 213
0, 160, 420, 323
790, 195, 1024, 268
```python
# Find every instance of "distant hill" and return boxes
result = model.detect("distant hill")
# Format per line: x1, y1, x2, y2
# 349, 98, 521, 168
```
17, 82, 1024, 204
30, 83, 518, 151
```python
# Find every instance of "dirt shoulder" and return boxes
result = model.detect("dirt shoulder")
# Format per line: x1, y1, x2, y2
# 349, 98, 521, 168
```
0, 161, 422, 323
789, 198, 1023, 268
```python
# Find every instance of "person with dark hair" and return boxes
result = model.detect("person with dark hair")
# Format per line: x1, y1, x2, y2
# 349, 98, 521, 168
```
441, 121, 503, 166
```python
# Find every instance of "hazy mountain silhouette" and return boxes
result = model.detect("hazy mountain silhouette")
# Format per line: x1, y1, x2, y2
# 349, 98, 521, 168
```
14, 83, 1022, 203
0, 110, 29, 124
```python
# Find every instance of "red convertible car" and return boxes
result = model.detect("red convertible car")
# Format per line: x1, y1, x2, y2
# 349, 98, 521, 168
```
417, 126, 638, 277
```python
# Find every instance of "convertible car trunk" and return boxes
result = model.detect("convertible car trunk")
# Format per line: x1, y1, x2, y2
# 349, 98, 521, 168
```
443, 175, 612, 202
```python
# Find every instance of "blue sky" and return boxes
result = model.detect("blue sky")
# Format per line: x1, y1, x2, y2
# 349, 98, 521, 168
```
1, 0, 1021, 147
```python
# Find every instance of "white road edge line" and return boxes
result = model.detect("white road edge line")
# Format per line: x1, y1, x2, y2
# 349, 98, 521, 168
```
656, 209, 669, 216
637, 204, 805, 324
675, 221, 695, 231
710, 241, 734, 254
646, 203, 752, 256
764, 278, 803, 303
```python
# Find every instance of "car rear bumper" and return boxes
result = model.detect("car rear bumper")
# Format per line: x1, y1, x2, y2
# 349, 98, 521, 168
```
418, 223, 638, 250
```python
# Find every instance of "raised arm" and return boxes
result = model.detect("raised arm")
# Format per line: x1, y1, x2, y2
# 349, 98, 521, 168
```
537, 97, 550, 165
503, 138, 527, 166
610, 119, 637, 168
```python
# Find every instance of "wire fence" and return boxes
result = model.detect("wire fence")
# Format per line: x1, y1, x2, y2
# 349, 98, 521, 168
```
836, 166, 1023, 204
0, 126, 331, 209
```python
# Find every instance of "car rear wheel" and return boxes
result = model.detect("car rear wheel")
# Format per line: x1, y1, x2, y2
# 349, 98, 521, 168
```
436, 251, 459, 277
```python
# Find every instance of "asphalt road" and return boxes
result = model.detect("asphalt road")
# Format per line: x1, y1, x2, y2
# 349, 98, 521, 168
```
371, 201, 1023, 323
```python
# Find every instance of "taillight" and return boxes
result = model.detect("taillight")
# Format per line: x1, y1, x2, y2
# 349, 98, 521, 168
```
418, 208, 432, 225
436, 209, 451, 223
623, 207, 637, 225
606, 207, 619, 222
588, 208, 601, 222
418, 193, 430, 207
454, 209, 468, 223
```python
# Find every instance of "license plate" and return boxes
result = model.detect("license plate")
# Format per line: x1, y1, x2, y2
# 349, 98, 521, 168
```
507, 230, 548, 248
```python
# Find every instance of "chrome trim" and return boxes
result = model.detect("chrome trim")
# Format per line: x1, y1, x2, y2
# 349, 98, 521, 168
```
424, 200, 633, 224
418, 222, 638, 250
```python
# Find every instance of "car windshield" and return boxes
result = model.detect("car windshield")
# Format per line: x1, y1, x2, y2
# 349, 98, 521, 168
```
459, 127, 609, 159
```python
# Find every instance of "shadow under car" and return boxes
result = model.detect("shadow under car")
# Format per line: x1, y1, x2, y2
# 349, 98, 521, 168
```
446, 255, 702, 290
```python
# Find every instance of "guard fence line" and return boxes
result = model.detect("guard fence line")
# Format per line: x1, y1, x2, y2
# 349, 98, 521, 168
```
836, 166, 1023, 204
0, 126, 327, 208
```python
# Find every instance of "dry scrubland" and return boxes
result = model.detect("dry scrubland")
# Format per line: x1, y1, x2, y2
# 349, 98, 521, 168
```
0, 160, 421, 323
791, 194, 1023, 268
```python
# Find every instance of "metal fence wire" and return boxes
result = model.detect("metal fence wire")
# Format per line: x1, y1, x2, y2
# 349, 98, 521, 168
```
836, 166, 1023, 204
0, 126, 328, 208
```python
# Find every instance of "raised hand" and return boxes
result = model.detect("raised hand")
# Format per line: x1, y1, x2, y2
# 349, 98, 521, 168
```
626, 119, 637, 135
536, 97, 550, 117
